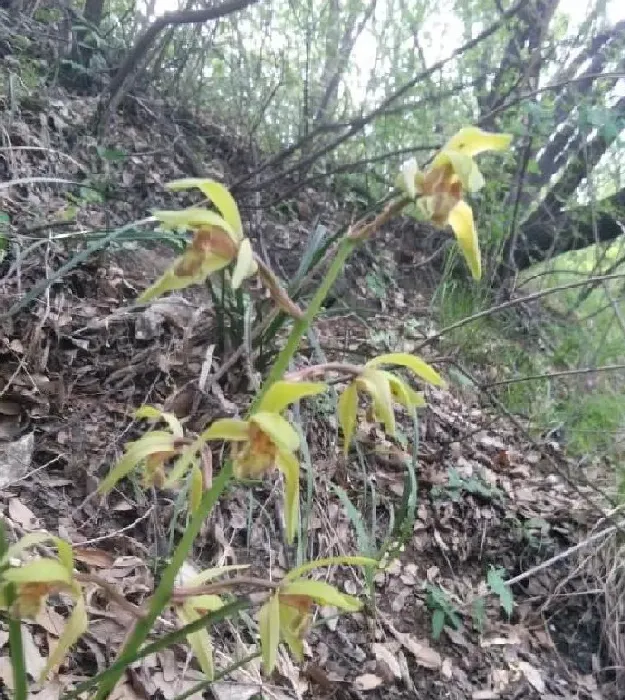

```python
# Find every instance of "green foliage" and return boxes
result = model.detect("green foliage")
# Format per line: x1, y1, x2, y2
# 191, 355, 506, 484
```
426, 584, 461, 640
487, 567, 514, 618
432, 467, 501, 503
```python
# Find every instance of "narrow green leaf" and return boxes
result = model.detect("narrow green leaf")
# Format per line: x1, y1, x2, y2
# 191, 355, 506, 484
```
431, 609, 445, 640
277, 450, 300, 544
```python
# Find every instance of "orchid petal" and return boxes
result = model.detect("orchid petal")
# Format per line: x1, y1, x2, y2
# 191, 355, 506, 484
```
448, 200, 481, 280
201, 419, 250, 442
259, 381, 327, 414
167, 179, 243, 239
250, 412, 300, 453
231, 238, 257, 289
442, 127, 513, 157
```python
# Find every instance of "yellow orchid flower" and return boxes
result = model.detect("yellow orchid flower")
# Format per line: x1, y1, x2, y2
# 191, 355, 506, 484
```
174, 564, 248, 679
0, 534, 87, 680
98, 406, 190, 493
338, 352, 445, 453
400, 127, 512, 280
258, 556, 376, 674
139, 178, 258, 302
202, 381, 327, 542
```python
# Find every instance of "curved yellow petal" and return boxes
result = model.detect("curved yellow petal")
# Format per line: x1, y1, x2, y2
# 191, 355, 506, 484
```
398, 158, 419, 198
98, 432, 176, 493
3, 559, 72, 586
250, 412, 300, 453
438, 150, 485, 192
277, 450, 300, 543
153, 208, 234, 236
337, 382, 358, 455
137, 254, 230, 303
201, 419, 250, 442
442, 127, 513, 157
259, 381, 328, 414
279, 603, 305, 660
231, 238, 258, 289
380, 370, 427, 409
177, 605, 214, 679
41, 591, 88, 680
167, 179, 243, 240
367, 352, 445, 387
135, 406, 184, 438
281, 580, 362, 612
448, 200, 481, 280
357, 369, 395, 436
259, 594, 280, 674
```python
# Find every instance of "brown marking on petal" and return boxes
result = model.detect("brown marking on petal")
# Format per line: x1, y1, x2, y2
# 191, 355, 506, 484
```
17, 581, 57, 617
279, 594, 314, 613
191, 227, 237, 259
175, 250, 204, 277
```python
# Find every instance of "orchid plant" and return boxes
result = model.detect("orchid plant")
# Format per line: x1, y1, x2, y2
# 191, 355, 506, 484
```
4, 127, 511, 696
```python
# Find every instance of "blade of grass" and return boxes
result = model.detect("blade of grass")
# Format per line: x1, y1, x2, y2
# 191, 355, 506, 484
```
6, 586, 28, 700
1, 217, 155, 319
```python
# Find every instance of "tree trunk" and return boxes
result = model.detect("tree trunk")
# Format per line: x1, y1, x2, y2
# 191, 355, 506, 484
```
502, 188, 625, 273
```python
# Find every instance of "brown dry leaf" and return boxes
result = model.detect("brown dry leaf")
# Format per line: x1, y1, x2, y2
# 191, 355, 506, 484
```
74, 546, 116, 568
8, 497, 40, 530
35, 605, 65, 636
354, 673, 384, 691
372, 643, 402, 679
0, 656, 14, 690
382, 617, 442, 670
21, 624, 46, 679
32, 678, 63, 700
0, 432, 34, 487
151, 670, 206, 700
212, 683, 294, 700
517, 661, 545, 693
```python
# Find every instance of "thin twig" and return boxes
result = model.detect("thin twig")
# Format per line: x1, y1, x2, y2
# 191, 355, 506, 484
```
483, 363, 625, 389
417, 272, 625, 351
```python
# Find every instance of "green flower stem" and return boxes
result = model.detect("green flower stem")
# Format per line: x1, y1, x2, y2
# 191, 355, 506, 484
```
93, 462, 233, 699
7, 587, 27, 700
252, 196, 410, 411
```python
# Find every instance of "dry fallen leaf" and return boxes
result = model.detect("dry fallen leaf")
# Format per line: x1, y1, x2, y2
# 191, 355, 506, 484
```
354, 673, 384, 691
372, 642, 402, 679
74, 546, 116, 568
21, 624, 46, 679
381, 616, 442, 670
518, 661, 545, 693
8, 497, 40, 530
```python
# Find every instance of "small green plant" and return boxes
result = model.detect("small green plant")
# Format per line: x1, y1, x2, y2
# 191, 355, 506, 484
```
426, 584, 462, 639
432, 467, 501, 502
487, 566, 514, 618
4, 127, 512, 694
